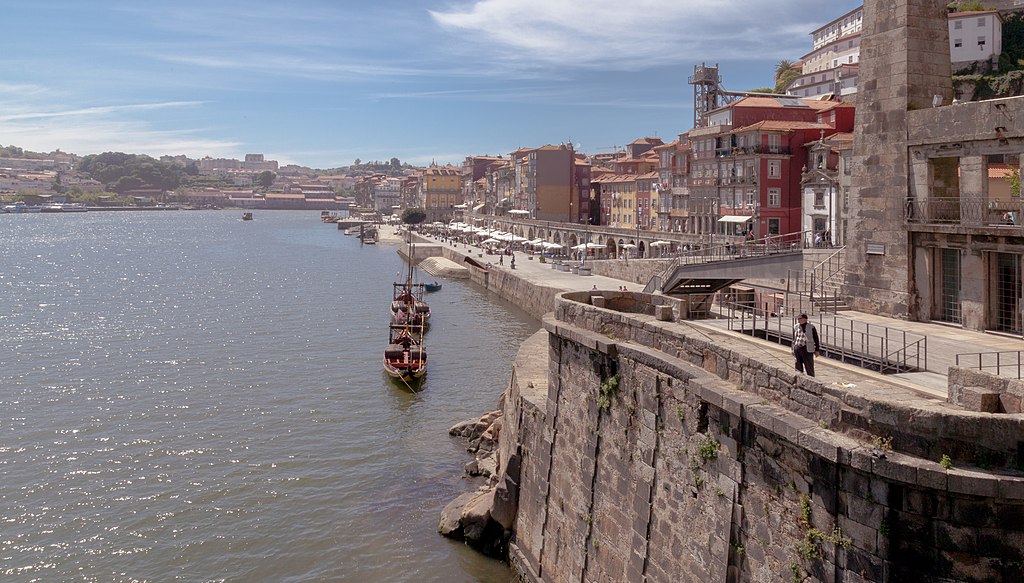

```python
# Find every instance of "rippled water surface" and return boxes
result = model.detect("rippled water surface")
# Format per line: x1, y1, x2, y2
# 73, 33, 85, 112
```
0, 211, 537, 582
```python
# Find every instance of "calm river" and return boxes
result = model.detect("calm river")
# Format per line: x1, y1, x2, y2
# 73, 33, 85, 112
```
0, 210, 538, 582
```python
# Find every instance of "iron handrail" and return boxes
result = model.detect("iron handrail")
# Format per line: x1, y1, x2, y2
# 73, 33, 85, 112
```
656, 229, 813, 284
955, 351, 1024, 380
721, 301, 927, 374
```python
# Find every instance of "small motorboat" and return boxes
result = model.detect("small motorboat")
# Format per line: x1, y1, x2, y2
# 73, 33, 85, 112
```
242, 212, 254, 221
424, 281, 442, 292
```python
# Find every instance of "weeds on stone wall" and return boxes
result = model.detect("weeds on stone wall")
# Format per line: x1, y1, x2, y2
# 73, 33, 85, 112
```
697, 433, 720, 463
597, 375, 619, 412
940, 454, 954, 470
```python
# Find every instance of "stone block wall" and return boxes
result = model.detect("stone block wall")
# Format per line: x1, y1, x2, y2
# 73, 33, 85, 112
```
584, 258, 675, 287
949, 366, 1024, 413
506, 293, 1024, 582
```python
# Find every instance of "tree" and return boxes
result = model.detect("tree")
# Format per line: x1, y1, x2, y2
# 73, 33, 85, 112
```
746, 87, 775, 94
255, 170, 276, 190
774, 59, 801, 94
390, 157, 401, 170
774, 60, 794, 82
354, 158, 361, 167
1010, 167, 1021, 198
401, 207, 427, 225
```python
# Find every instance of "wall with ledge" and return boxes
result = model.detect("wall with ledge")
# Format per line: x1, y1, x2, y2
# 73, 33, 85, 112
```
506, 290, 1024, 583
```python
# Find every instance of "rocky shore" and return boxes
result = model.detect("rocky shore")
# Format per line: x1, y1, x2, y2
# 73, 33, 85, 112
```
437, 406, 520, 558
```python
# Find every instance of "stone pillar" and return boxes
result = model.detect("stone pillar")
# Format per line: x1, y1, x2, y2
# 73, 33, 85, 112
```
960, 155, 988, 225
845, 0, 953, 317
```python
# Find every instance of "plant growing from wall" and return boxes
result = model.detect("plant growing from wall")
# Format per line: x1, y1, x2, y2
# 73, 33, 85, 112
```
597, 375, 619, 412
1009, 168, 1020, 198
697, 433, 720, 463
940, 454, 954, 470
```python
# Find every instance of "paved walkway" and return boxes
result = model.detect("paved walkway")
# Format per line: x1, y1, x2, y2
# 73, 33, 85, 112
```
394, 227, 1023, 399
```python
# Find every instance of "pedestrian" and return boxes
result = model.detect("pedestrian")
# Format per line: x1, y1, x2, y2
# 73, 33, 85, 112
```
792, 313, 821, 377
499, 255, 503, 266
510, 254, 516, 269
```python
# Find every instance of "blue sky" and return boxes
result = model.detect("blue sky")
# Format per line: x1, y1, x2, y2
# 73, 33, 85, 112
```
1, 0, 862, 168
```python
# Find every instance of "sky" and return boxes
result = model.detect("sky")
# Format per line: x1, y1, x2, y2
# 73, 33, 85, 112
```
1, 0, 862, 169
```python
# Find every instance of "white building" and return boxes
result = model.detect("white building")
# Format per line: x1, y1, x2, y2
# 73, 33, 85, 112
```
373, 177, 403, 213
786, 5, 1008, 99
949, 10, 1004, 67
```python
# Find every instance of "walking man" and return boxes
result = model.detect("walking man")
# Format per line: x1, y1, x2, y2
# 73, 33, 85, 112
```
792, 313, 821, 377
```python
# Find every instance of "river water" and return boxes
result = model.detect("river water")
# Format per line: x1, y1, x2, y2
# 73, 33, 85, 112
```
0, 210, 538, 582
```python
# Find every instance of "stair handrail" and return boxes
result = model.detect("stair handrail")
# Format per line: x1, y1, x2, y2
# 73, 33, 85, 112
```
656, 229, 813, 289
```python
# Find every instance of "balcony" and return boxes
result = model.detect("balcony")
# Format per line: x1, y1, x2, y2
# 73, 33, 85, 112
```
905, 197, 1024, 228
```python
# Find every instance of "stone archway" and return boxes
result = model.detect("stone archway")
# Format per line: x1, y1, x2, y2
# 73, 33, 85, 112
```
606, 237, 617, 258
553, 232, 562, 245
567, 233, 578, 250
528, 227, 535, 240
638, 240, 646, 258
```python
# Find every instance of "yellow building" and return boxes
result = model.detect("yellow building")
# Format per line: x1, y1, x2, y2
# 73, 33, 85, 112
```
418, 165, 463, 222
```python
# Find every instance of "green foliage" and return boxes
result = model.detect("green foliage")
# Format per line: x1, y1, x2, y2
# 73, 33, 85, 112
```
597, 375, 619, 412
0, 144, 51, 159
790, 562, 803, 583
940, 454, 954, 470
254, 170, 276, 190
774, 59, 800, 94
77, 152, 191, 193
694, 472, 704, 488
676, 404, 686, 426
948, 0, 990, 11
746, 87, 775, 94
879, 517, 890, 538
871, 435, 893, 452
697, 433, 720, 463
401, 207, 427, 225
1009, 168, 1020, 198
799, 494, 812, 527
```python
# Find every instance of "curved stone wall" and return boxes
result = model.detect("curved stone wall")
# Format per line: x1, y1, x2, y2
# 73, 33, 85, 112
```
507, 291, 1024, 583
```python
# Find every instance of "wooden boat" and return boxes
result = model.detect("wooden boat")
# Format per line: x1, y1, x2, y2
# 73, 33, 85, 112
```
242, 212, 253, 221
424, 281, 442, 292
391, 282, 430, 326
383, 324, 427, 383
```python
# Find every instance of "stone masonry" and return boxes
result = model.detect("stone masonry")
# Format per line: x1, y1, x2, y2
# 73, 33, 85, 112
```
503, 291, 1024, 583
845, 0, 954, 316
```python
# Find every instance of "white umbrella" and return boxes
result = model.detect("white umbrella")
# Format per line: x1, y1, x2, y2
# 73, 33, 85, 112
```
543, 242, 564, 250
511, 235, 528, 242
508, 209, 530, 215
480, 238, 501, 245
571, 243, 587, 251
620, 243, 638, 249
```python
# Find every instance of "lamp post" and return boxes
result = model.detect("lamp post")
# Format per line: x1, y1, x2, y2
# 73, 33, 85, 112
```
636, 205, 642, 259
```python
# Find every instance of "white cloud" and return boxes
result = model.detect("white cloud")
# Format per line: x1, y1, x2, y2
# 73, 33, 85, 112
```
430, 0, 842, 68
0, 100, 239, 159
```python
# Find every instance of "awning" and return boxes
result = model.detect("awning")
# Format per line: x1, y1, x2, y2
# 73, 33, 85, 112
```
717, 215, 753, 223
472, 203, 486, 212
508, 209, 530, 215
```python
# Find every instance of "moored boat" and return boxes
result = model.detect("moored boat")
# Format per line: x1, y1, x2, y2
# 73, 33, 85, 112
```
242, 212, 254, 221
424, 281, 442, 292
383, 324, 427, 385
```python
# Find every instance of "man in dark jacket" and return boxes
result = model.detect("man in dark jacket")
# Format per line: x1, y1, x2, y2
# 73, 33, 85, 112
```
792, 313, 821, 377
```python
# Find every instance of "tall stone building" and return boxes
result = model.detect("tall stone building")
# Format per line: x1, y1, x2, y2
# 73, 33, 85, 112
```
845, 0, 1024, 334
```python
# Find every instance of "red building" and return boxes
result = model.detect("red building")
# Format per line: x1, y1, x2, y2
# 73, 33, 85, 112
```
687, 96, 855, 239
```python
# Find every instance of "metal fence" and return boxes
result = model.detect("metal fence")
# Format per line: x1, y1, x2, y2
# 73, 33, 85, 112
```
721, 301, 928, 374
955, 351, 1024, 380
905, 197, 1024, 227
656, 230, 811, 284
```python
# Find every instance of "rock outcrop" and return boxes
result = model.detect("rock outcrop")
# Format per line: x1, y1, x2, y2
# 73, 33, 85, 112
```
437, 407, 519, 558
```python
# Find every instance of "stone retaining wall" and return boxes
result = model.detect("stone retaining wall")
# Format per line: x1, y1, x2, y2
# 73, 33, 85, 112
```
506, 291, 1024, 582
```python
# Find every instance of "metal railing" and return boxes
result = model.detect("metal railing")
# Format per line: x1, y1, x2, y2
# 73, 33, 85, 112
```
721, 301, 927, 374
655, 229, 812, 284
786, 247, 847, 313
905, 197, 1024, 227
955, 351, 1024, 380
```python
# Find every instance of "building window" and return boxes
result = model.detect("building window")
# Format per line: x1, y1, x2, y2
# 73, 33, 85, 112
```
768, 218, 781, 235
978, 17, 986, 27
954, 38, 962, 48
768, 188, 781, 207
814, 191, 825, 208
938, 248, 962, 324
978, 37, 986, 49
954, 20, 963, 30
768, 160, 781, 178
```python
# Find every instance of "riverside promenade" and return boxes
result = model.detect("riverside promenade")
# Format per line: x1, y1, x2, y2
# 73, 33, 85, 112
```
387, 226, 1022, 401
